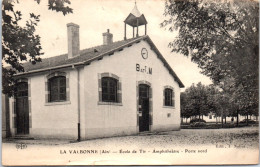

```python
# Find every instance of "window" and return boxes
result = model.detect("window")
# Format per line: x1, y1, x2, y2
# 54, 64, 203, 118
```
101, 77, 118, 102
139, 84, 149, 98
49, 76, 66, 102
98, 73, 122, 104
164, 88, 174, 107
16, 82, 28, 97
45, 72, 69, 104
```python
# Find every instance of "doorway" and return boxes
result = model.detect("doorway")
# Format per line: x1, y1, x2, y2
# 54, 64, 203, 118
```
138, 84, 150, 132
16, 82, 29, 135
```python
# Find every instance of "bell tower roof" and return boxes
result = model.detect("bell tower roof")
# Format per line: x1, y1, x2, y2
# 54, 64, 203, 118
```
124, 3, 147, 27
131, 4, 141, 17
124, 1, 148, 40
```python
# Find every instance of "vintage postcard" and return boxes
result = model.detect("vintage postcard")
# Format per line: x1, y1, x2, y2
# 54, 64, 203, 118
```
2, 0, 259, 165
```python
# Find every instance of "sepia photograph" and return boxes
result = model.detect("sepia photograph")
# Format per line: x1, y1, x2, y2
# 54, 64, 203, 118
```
1, 0, 259, 165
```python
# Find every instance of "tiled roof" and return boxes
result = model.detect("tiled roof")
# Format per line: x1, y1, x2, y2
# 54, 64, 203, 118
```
16, 35, 185, 88
21, 37, 141, 72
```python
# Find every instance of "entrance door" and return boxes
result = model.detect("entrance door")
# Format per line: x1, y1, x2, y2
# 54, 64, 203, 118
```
139, 84, 150, 132
16, 82, 29, 135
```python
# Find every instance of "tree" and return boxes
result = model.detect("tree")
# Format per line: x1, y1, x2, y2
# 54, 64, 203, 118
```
205, 85, 219, 121
181, 92, 193, 123
180, 82, 240, 126
161, 0, 258, 116
181, 82, 212, 120
2, 0, 73, 96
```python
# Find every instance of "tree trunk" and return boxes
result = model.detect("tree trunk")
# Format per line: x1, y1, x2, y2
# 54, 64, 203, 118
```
202, 115, 203, 120
221, 116, 223, 128
225, 116, 226, 124
221, 110, 223, 128
246, 112, 249, 126
236, 110, 239, 126
216, 115, 218, 124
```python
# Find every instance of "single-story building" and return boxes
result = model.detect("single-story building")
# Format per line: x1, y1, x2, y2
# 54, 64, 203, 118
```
8, 4, 184, 140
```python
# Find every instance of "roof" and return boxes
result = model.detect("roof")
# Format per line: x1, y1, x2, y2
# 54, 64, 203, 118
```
124, 4, 147, 27
15, 35, 185, 88
20, 37, 139, 72
131, 4, 141, 17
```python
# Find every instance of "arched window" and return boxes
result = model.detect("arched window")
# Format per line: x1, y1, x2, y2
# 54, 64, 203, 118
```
164, 88, 174, 107
48, 76, 66, 102
101, 77, 118, 102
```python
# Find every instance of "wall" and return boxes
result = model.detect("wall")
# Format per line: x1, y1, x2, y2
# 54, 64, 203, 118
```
2, 94, 10, 138
9, 69, 79, 139
30, 69, 79, 139
83, 40, 181, 139
134, 41, 181, 132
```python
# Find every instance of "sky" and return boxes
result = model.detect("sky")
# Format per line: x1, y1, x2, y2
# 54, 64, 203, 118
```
15, 0, 212, 90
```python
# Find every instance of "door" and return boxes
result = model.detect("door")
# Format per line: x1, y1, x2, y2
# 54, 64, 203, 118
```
16, 82, 29, 135
139, 84, 150, 132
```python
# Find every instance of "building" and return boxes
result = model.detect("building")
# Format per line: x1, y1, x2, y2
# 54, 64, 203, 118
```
8, 4, 184, 140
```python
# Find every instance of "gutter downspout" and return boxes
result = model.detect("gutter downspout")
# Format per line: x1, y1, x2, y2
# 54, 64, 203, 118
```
76, 66, 81, 141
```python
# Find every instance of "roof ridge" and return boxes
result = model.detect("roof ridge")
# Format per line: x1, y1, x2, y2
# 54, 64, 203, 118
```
38, 36, 145, 61
82, 35, 147, 64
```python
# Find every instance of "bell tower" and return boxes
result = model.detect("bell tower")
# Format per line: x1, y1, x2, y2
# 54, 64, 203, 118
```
124, 1, 148, 40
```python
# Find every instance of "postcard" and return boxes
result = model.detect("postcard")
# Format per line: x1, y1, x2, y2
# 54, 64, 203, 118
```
2, 0, 259, 165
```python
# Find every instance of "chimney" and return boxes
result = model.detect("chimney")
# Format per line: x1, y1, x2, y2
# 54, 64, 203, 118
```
103, 29, 113, 45
67, 23, 80, 59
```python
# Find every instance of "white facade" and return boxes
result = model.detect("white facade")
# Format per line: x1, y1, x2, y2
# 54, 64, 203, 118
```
9, 39, 183, 140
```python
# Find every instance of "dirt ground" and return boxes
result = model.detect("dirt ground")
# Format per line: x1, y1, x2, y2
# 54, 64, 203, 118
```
2, 127, 259, 165
3, 126, 259, 149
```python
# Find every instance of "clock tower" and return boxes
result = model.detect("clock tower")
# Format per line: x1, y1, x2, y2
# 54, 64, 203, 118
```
124, 2, 148, 40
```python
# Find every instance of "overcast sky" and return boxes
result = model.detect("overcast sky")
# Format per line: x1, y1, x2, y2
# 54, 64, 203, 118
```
15, 0, 212, 90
